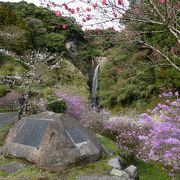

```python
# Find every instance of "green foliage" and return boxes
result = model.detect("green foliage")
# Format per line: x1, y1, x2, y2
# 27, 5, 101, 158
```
98, 40, 180, 110
0, 85, 9, 97
0, 124, 12, 146
0, 2, 85, 51
0, 1, 95, 78
96, 134, 120, 155
0, 55, 26, 71
42, 87, 54, 98
0, 3, 26, 29
135, 160, 171, 180
55, 59, 88, 86
1, 64, 14, 76
42, 33, 66, 52
41, 87, 57, 102
47, 99, 67, 113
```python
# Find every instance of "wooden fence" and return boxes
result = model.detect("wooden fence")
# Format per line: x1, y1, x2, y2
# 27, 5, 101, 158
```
0, 104, 32, 115
0, 104, 19, 112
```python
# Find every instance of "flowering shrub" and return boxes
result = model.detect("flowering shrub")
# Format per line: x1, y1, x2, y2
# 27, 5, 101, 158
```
139, 92, 180, 169
103, 116, 147, 160
56, 89, 179, 169
55, 90, 109, 128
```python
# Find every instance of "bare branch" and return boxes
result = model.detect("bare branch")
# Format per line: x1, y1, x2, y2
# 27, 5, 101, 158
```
138, 40, 180, 72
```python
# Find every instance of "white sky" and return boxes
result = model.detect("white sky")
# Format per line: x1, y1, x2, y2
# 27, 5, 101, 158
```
1, 0, 128, 30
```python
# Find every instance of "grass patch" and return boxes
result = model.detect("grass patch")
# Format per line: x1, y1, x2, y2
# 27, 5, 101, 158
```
0, 55, 26, 76
6, 164, 60, 180
96, 134, 119, 155
64, 158, 112, 180
0, 124, 13, 147
135, 160, 171, 180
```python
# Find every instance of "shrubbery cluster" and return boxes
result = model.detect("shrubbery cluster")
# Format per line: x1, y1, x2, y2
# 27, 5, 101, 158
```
56, 89, 179, 171
47, 99, 67, 113
104, 92, 180, 170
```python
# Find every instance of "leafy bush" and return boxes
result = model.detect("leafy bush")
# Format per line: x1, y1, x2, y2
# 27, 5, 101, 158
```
42, 87, 57, 102
0, 85, 9, 97
46, 95, 57, 102
47, 99, 67, 113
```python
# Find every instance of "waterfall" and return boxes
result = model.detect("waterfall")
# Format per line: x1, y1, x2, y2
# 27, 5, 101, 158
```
92, 64, 100, 107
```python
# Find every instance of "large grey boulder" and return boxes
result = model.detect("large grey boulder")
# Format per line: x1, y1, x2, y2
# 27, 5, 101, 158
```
3, 112, 102, 171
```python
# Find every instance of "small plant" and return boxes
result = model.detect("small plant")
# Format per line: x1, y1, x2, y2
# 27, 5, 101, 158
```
47, 99, 67, 113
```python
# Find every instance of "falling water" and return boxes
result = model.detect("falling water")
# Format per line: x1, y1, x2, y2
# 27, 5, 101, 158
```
92, 64, 100, 107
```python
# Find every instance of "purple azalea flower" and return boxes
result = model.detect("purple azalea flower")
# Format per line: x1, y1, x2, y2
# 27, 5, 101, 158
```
174, 92, 179, 97
164, 138, 180, 145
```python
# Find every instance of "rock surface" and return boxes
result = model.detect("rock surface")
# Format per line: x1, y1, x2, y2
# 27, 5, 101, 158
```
107, 157, 122, 169
0, 162, 28, 173
110, 169, 130, 179
77, 176, 131, 180
125, 165, 138, 179
3, 112, 102, 171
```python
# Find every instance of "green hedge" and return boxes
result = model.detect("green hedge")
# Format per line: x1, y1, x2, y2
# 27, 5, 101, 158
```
47, 99, 67, 113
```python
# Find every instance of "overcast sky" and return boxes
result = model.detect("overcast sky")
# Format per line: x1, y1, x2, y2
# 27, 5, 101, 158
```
1, 0, 127, 30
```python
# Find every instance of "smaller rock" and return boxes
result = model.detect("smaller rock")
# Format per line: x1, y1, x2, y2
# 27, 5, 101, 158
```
0, 162, 28, 174
16, 177, 31, 180
108, 157, 122, 169
125, 165, 138, 179
111, 168, 130, 179
77, 176, 130, 180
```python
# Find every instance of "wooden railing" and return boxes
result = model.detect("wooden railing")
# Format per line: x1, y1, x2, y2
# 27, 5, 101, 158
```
0, 104, 32, 115
0, 104, 19, 113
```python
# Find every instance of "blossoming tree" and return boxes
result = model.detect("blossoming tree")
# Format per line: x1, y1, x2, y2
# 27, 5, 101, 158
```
41, 0, 180, 71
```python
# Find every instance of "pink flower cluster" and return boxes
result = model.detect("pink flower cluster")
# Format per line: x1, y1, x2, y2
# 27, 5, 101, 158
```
55, 90, 109, 128
139, 92, 180, 169
103, 116, 148, 157
55, 89, 179, 170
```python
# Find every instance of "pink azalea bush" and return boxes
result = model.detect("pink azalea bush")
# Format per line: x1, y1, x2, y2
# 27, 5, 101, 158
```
56, 89, 179, 169
55, 90, 109, 128
139, 92, 180, 169
103, 92, 180, 169
103, 116, 148, 160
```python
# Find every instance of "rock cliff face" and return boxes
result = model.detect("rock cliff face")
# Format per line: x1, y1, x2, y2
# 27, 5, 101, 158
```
3, 112, 102, 171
